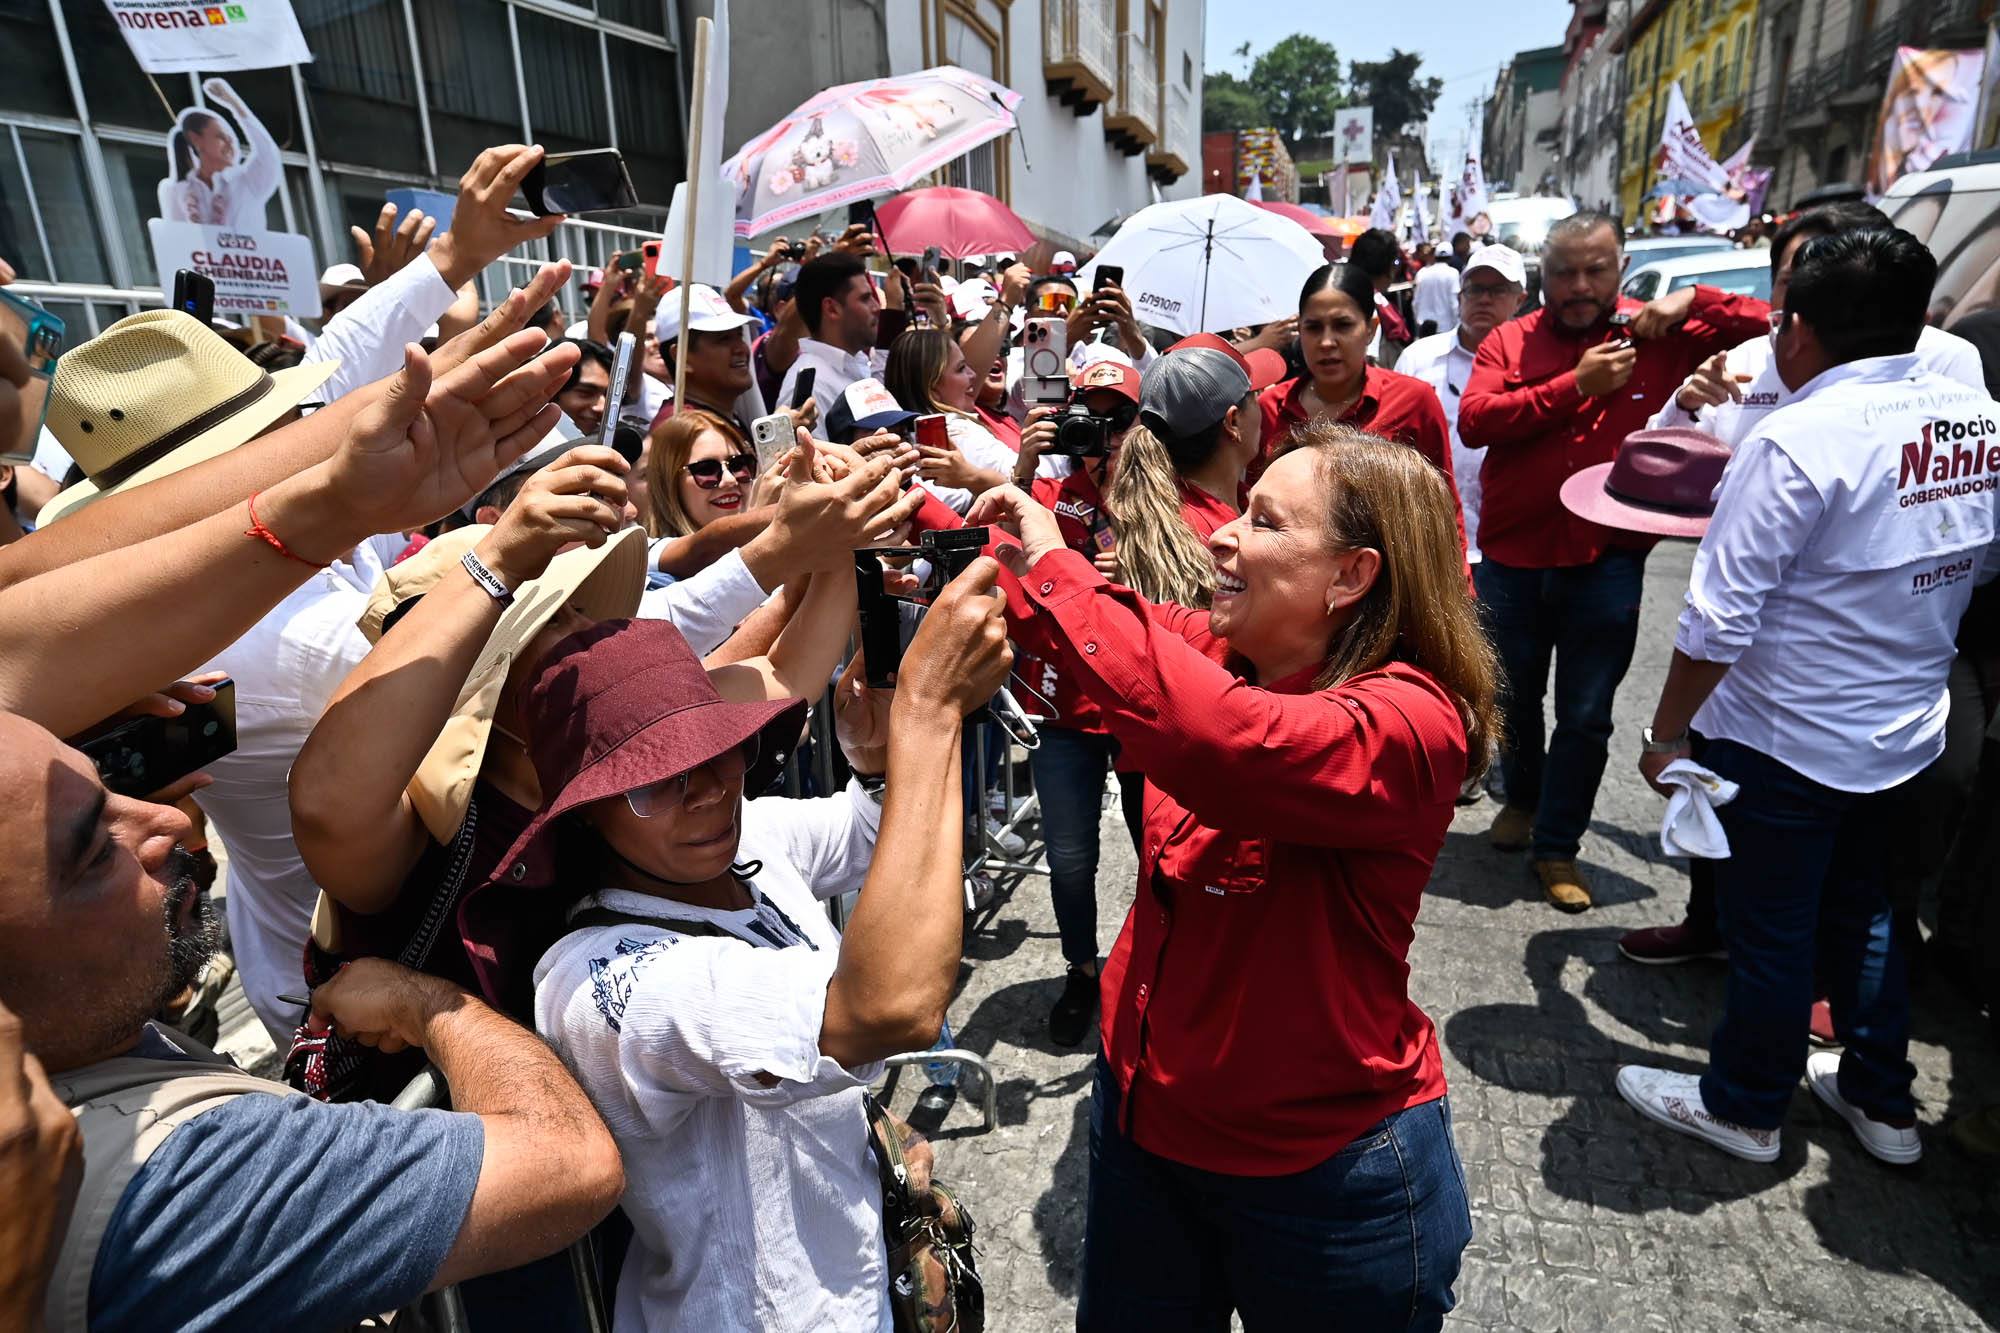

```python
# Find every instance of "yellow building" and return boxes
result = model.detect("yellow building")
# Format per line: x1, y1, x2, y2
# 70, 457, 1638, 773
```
1617, 0, 1760, 225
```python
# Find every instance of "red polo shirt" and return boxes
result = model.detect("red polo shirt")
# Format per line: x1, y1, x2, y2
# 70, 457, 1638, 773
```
1003, 549, 1461, 1174
1259, 365, 1469, 564
1458, 285, 1769, 568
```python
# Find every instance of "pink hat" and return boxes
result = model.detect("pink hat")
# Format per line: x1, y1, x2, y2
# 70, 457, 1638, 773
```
1559, 428, 1732, 538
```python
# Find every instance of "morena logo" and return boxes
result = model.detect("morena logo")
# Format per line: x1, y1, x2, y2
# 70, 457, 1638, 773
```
1137, 291, 1183, 315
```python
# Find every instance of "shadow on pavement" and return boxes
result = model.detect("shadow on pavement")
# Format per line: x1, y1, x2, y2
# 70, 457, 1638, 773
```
1426, 832, 1661, 911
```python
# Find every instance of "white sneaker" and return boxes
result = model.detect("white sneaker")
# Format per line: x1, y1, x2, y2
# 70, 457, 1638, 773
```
984, 816, 1027, 858
1616, 1065, 1780, 1163
1805, 1051, 1922, 1165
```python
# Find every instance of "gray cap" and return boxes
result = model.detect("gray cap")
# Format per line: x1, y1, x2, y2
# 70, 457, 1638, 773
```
459, 435, 575, 520
1136, 334, 1288, 441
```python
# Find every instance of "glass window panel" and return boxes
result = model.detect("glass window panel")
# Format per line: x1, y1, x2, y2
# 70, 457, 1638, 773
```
0, 133, 46, 282
60, 1, 175, 131
296, 0, 426, 174
99, 140, 164, 284
39, 300, 92, 346
16, 131, 107, 284
415, 0, 527, 174
606, 35, 678, 205
597, 0, 668, 36
0, 0, 75, 118
518, 11, 610, 156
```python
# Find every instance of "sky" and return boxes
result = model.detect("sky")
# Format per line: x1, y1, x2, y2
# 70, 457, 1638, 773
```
1203, 3, 1576, 175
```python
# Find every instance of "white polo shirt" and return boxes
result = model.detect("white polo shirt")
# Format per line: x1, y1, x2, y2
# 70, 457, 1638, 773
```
776, 338, 880, 427
1396, 327, 1485, 560
1677, 354, 2000, 792
535, 782, 888, 1333
1647, 323, 1986, 446
1413, 262, 1461, 333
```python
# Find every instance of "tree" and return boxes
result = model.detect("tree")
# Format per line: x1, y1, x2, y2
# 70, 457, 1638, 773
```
1246, 35, 1348, 142
1202, 72, 1266, 132
1349, 48, 1444, 146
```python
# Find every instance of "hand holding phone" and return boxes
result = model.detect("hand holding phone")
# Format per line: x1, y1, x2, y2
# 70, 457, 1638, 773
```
790, 366, 818, 412
522, 149, 639, 217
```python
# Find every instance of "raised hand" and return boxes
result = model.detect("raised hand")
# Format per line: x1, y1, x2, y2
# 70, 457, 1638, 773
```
1675, 351, 1751, 413
474, 443, 630, 587
967, 483, 1065, 568
894, 557, 1013, 719
352, 202, 437, 286
429, 144, 567, 288
429, 260, 573, 379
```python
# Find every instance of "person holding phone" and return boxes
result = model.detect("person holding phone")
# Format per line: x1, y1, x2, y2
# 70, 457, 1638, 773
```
883, 328, 1019, 512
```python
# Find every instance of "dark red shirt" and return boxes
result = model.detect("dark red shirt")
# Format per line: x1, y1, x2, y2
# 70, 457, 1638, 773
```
1458, 285, 1769, 568
1004, 549, 1462, 1174
1259, 365, 1469, 568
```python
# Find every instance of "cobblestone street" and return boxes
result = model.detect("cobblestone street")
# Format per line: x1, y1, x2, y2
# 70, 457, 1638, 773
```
873, 540, 2000, 1332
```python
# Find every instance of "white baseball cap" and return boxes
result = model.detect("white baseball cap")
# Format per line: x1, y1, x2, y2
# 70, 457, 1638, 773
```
1051, 250, 1078, 272
654, 284, 757, 345
1462, 244, 1527, 288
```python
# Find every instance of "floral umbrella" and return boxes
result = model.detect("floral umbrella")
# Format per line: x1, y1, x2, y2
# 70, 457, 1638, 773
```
722, 66, 1023, 238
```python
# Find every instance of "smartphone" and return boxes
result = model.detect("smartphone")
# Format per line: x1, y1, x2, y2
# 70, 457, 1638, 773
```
921, 245, 943, 276
523, 148, 639, 217
914, 413, 950, 451
1021, 316, 1070, 405
0, 290, 62, 465
171, 269, 215, 328
603, 331, 637, 431
1608, 311, 1634, 347
642, 240, 662, 281
615, 250, 645, 272
750, 411, 794, 469
848, 198, 880, 240
789, 366, 817, 413
1094, 264, 1123, 292
79, 681, 237, 799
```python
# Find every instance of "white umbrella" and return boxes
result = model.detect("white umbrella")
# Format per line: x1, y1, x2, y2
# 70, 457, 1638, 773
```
1076, 194, 1325, 336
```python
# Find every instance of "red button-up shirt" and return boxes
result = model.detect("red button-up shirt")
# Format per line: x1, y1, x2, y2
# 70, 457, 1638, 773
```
1006, 549, 1461, 1175
1458, 285, 1769, 568
1258, 366, 1468, 560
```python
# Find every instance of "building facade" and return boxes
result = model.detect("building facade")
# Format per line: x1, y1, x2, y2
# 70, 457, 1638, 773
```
1617, 0, 1760, 223
1485, 45, 1567, 194
0, 0, 688, 333
1744, 0, 1992, 211
1557, 0, 1632, 214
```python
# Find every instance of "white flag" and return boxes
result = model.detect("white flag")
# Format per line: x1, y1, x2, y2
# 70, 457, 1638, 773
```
660, 0, 734, 287
1409, 169, 1431, 245
1446, 151, 1488, 238
1657, 82, 1730, 193
1370, 151, 1400, 229
1244, 174, 1265, 202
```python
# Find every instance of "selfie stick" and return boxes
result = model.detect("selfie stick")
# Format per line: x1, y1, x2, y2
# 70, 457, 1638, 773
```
671, 16, 713, 414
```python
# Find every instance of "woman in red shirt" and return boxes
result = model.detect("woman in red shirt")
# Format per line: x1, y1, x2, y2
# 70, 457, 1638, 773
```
1259, 264, 1468, 557
973, 418, 1496, 1330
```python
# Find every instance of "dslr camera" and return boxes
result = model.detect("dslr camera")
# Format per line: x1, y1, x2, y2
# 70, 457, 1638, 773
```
1047, 391, 1118, 458
853, 527, 990, 700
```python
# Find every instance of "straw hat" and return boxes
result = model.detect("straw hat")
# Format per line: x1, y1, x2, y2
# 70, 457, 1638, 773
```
358, 523, 650, 841
38, 310, 339, 525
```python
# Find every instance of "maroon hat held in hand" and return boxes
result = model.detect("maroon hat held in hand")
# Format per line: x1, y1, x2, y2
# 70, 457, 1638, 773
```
1559, 428, 1733, 539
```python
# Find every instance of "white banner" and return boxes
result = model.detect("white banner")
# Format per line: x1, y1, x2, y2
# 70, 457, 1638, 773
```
102, 0, 312, 74
660, 0, 735, 288
1370, 151, 1401, 229
148, 220, 317, 316
1333, 107, 1373, 165
1657, 82, 1730, 193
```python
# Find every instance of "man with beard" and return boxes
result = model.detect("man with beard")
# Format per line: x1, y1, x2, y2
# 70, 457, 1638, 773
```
0, 713, 625, 1332
1459, 212, 1769, 912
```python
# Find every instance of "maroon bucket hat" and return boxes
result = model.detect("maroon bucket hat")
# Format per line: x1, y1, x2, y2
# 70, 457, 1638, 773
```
1559, 428, 1732, 539
490, 617, 809, 888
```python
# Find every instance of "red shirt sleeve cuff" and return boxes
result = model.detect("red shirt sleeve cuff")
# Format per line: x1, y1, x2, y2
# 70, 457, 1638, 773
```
1019, 547, 1106, 612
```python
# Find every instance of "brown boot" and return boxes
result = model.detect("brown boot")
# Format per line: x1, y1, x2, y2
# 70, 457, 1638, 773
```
1534, 859, 1593, 913
1489, 804, 1534, 851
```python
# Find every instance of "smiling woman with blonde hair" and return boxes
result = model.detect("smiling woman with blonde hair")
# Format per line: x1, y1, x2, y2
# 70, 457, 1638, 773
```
971, 420, 1497, 1331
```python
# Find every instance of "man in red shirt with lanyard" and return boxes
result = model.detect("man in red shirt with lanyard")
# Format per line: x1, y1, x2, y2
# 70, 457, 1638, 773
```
1459, 212, 1768, 912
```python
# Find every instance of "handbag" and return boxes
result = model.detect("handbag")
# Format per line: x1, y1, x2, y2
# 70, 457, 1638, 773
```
865, 1091, 984, 1333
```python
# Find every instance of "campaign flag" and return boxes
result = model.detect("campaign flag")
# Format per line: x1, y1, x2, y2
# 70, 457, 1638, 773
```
1409, 168, 1431, 245
1334, 107, 1374, 164
1370, 151, 1400, 229
103, 0, 312, 74
1656, 82, 1730, 193
1446, 151, 1488, 238
1244, 174, 1264, 202
1866, 46, 1985, 197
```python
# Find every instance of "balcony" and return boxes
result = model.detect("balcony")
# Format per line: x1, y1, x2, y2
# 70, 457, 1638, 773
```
1043, 0, 1118, 115
1104, 32, 1159, 154
1148, 82, 1192, 182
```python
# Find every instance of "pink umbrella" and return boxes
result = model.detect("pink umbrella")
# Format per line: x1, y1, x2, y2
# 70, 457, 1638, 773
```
875, 186, 1036, 259
1250, 200, 1341, 237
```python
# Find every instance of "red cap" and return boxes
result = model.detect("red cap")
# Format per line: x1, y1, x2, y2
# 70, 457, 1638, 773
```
1071, 359, 1142, 402
1165, 332, 1287, 393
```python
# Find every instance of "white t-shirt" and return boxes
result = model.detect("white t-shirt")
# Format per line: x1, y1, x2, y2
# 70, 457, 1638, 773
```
535, 782, 889, 1333
1647, 323, 1986, 446
1413, 262, 1461, 333
303, 253, 460, 404
1677, 354, 2000, 792
1395, 328, 1484, 560
777, 338, 880, 427
635, 547, 772, 657
194, 533, 405, 1040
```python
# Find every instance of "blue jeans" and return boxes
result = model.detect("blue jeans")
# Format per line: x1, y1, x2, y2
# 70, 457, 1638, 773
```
1698, 739, 1917, 1130
1030, 726, 1143, 967
1474, 549, 1648, 860
1077, 1060, 1471, 1332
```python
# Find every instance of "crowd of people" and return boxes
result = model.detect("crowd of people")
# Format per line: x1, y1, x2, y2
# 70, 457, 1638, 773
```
0, 131, 1996, 1333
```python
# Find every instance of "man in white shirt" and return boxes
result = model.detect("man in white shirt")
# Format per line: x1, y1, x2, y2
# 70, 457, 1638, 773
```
1411, 245, 1462, 338
776, 252, 883, 426
1395, 244, 1528, 563
1617, 228, 2000, 1169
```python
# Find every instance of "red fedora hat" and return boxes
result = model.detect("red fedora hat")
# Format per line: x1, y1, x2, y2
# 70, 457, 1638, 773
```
1560, 428, 1732, 539
490, 618, 808, 888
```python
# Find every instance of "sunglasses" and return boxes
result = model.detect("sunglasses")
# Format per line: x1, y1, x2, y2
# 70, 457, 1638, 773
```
684, 455, 758, 488
624, 737, 761, 817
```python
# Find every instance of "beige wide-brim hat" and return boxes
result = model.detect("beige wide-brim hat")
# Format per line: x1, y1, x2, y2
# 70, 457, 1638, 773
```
38, 309, 338, 525
359, 523, 650, 842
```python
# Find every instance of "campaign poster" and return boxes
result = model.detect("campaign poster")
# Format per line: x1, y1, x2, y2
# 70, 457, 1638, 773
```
146, 77, 317, 316
1867, 47, 1985, 199
102, 0, 313, 75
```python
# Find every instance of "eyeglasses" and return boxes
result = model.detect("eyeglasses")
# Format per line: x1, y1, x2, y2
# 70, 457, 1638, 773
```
1768, 309, 1788, 334
1463, 283, 1517, 300
623, 737, 761, 817
683, 455, 758, 488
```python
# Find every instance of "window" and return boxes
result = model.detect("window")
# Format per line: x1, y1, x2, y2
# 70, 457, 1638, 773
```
606, 35, 678, 206
58, 1, 174, 131
1710, 42, 1725, 106
416, 0, 528, 174
1735, 23, 1751, 91
0, 2, 72, 119
518, 11, 612, 156
296, 0, 427, 175
12, 129, 108, 285
1184, 51, 1193, 90
932, 1, 1009, 199
1693, 57, 1706, 109
597, 0, 670, 37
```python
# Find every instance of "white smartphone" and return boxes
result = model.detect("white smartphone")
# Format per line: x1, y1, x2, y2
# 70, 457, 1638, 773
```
603, 330, 637, 433
749, 410, 794, 470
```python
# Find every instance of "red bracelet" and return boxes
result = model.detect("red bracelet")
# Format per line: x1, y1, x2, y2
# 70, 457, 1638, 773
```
244, 491, 328, 569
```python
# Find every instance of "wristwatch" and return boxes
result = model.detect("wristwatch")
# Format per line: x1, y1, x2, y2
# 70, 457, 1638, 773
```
1641, 726, 1688, 754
